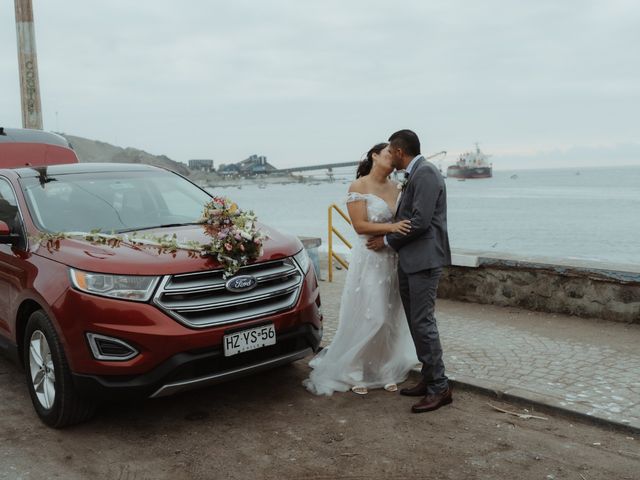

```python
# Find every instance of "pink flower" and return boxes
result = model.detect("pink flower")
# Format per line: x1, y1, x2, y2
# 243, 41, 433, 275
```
224, 243, 233, 251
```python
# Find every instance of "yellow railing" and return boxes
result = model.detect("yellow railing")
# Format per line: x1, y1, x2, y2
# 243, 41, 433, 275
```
328, 204, 352, 282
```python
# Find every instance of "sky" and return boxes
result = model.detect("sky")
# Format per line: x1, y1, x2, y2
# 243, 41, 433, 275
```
1, 0, 639, 169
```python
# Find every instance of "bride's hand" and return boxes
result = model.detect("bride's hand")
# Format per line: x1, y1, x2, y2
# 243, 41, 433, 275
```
388, 220, 411, 235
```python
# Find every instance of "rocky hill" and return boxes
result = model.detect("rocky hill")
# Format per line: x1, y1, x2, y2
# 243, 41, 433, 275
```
62, 134, 191, 176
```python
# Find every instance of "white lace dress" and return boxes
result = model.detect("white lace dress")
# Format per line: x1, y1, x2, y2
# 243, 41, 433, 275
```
303, 192, 417, 396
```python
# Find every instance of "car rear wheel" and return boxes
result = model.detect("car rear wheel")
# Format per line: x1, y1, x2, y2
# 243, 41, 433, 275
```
24, 310, 96, 428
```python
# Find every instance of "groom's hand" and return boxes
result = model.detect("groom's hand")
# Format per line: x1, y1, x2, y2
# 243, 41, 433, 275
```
366, 235, 385, 251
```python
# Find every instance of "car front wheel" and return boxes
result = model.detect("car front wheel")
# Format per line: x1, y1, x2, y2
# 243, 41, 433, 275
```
24, 310, 96, 428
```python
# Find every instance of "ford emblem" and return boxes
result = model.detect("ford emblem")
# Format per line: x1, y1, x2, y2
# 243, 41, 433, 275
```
225, 275, 258, 293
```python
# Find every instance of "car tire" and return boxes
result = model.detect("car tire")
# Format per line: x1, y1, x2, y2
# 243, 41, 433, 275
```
23, 310, 96, 428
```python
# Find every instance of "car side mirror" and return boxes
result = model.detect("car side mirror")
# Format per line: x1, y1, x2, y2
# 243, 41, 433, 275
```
0, 220, 20, 245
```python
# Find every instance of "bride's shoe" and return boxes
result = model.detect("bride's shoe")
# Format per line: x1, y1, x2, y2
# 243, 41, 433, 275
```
384, 383, 398, 392
351, 386, 368, 395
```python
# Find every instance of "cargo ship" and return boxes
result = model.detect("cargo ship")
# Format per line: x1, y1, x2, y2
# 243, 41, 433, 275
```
446, 143, 492, 179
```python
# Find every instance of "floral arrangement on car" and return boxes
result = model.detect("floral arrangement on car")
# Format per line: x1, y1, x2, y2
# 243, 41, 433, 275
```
199, 196, 265, 277
32, 197, 266, 278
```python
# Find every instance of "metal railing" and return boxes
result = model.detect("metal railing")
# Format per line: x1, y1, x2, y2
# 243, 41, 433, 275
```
327, 204, 352, 282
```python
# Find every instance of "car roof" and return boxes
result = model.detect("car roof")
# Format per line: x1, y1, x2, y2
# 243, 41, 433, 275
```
0, 127, 71, 148
11, 162, 164, 178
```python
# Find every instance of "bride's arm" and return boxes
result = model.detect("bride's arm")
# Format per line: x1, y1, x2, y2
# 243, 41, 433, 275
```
346, 194, 410, 236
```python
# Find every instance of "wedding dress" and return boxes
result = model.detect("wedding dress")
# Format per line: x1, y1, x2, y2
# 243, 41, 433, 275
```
303, 192, 417, 396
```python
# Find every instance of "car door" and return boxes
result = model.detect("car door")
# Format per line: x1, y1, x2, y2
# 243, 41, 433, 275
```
0, 177, 28, 339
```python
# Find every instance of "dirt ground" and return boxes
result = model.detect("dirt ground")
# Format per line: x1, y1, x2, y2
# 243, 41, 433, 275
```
0, 356, 638, 480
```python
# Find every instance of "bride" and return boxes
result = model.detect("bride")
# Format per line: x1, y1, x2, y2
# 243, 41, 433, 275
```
304, 142, 418, 396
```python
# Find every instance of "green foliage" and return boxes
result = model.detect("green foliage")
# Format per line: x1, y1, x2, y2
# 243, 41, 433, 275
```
31, 197, 267, 278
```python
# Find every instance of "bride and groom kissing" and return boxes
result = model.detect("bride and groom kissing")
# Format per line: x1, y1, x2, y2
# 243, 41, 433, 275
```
303, 129, 452, 414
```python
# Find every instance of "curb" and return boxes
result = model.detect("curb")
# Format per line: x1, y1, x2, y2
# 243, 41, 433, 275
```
410, 368, 640, 435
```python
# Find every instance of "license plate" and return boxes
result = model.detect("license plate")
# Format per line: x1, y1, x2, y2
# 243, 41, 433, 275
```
223, 324, 276, 357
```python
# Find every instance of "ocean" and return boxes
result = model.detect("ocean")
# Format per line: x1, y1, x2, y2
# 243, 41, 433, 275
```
208, 165, 640, 266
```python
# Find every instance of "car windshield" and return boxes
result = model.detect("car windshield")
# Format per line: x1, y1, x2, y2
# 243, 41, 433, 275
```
20, 169, 212, 233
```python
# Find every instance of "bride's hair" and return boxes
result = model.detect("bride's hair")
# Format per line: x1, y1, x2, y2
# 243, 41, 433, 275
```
356, 142, 389, 179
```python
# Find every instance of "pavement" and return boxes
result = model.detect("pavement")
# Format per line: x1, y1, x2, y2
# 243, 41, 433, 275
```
320, 267, 640, 433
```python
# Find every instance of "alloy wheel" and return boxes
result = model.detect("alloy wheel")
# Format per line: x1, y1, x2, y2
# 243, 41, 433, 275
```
28, 330, 56, 410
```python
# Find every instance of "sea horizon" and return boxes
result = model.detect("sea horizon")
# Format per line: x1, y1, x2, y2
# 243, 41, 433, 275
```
208, 165, 640, 266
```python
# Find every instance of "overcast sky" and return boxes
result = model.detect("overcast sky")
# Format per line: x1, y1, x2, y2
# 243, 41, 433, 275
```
1, 0, 639, 169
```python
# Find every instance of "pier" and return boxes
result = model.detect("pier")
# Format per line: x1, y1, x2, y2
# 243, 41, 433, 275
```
273, 161, 360, 174
272, 151, 446, 175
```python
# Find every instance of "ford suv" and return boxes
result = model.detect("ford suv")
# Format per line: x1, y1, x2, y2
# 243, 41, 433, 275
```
0, 139, 322, 428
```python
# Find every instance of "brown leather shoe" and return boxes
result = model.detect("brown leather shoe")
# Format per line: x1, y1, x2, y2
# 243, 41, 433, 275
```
399, 380, 429, 397
411, 387, 453, 413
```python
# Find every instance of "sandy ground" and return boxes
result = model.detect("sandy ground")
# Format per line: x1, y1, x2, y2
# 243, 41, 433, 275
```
0, 356, 638, 480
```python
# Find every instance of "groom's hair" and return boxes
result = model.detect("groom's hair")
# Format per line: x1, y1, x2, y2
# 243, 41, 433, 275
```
388, 130, 420, 157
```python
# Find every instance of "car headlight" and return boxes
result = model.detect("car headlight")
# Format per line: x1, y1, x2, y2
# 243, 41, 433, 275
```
293, 249, 311, 273
69, 268, 159, 302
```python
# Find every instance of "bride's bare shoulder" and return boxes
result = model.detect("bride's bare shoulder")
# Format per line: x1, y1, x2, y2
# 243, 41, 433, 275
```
348, 178, 367, 194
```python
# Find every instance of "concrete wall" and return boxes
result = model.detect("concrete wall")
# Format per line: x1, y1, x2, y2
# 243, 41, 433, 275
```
312, 239, 639, 323
440, 250, 640, 324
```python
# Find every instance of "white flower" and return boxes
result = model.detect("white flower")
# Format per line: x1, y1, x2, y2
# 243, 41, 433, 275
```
398, 176, 409, 191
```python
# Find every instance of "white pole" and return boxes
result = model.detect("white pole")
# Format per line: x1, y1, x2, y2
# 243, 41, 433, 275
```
14, 0, 43, 130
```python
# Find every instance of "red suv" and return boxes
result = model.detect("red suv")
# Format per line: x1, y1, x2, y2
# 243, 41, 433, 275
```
0, 130, 322, 427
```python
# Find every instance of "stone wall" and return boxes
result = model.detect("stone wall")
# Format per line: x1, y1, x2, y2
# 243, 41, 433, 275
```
439, 250, 640, 324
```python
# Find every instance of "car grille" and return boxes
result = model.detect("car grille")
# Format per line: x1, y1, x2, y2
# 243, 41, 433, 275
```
152, 257, 304, 328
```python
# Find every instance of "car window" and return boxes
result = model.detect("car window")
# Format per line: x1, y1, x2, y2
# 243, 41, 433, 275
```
20, 170, 212, 233
157, 185, 209, 218
0, 178, 20, 232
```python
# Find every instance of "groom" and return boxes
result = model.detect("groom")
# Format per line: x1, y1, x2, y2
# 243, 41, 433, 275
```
367, 129, 452, 413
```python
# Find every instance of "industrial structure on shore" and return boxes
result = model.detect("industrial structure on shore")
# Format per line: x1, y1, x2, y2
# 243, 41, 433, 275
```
192, 154, 359, 178
217, 154, 278, 176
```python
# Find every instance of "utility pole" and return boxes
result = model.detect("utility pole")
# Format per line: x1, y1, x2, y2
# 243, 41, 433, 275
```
14, 0, 43, 130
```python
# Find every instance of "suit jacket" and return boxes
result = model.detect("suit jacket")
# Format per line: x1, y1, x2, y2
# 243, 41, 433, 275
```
386, 156, 452, 273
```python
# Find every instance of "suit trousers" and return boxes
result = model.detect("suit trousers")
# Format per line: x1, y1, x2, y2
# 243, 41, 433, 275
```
398, 265, 449, 395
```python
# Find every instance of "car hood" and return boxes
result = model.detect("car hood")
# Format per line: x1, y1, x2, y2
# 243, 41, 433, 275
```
31, 223, 303, 275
